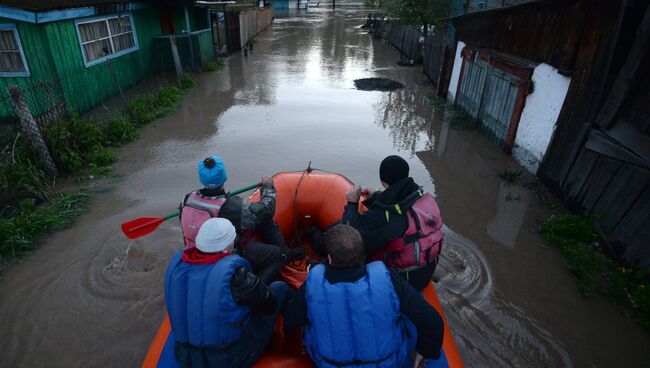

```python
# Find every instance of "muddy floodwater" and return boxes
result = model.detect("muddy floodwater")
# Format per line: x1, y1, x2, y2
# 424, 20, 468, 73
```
1, 3, 649, 368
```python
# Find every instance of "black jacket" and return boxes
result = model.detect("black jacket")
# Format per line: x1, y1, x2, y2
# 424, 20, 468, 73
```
342, 177, 421, 254
341, 177, 437, 290
283, 265, 444, 360
218, 182, 276, 233
230, 266, 277, 314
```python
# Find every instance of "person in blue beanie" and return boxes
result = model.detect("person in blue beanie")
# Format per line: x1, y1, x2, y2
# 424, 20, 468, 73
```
180, 155, 303, 284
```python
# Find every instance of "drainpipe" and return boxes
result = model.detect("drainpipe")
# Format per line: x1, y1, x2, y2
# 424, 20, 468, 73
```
184, 6, 196, 71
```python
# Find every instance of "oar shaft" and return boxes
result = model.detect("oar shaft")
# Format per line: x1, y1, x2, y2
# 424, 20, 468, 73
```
228, 182, 262, 197
156, 183, 260, 225
129, 218, 164, 232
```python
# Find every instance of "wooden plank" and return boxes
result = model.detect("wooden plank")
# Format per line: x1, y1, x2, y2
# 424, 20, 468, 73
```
595, 164, 649, 233
578, 157, 623, 210
562, 148, 599, 207
610, 185, 650, 269
595, 5, 650, 128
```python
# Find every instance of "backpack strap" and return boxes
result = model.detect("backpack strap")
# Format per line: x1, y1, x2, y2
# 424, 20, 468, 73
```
178, 192, 192, 220
403, 207, 425, 244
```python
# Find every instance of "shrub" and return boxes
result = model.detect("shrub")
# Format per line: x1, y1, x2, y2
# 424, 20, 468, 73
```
180, 73, 197, 90
204, 58, 224, 72
103, 117, 137, 145
43, 116, 115, 174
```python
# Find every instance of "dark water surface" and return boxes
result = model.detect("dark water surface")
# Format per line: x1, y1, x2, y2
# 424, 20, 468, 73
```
1, 3, 649, 367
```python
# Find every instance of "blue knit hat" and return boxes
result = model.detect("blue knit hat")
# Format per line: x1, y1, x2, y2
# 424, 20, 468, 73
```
198, 155, 227, 188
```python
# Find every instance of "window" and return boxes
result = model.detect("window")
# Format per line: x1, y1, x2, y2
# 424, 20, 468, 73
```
75, 14, 138, 66
0, 24, 30, 77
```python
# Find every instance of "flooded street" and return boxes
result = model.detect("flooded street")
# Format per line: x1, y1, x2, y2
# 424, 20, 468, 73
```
1, 3, 649, 367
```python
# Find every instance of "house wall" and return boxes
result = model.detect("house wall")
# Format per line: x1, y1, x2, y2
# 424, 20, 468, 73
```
45, 7, 164, 113
447, 40, 464, 103
0, 7, 165, 117
0, 18, 59, 118
513, 63, 571, 173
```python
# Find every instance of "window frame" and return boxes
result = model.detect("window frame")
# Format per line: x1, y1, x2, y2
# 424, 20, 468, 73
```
0, 23, 31, 77
74, 12, 139, 68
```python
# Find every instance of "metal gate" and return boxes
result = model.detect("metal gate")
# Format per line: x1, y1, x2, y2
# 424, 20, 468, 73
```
457, 58, 521, 148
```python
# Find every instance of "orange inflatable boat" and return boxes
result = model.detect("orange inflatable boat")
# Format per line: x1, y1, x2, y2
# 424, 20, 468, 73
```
142, 171, 464, 368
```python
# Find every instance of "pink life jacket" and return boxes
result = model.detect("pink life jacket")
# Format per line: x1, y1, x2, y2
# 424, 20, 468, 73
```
370, 192, 444, 271
180, 191, 226, 250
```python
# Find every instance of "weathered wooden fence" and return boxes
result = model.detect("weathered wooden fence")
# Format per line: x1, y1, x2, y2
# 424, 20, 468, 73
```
239, 7, 272, 47
386, 24, 422, 62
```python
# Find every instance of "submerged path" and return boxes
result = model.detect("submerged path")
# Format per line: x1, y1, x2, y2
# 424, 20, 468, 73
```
1, 3, 649, 367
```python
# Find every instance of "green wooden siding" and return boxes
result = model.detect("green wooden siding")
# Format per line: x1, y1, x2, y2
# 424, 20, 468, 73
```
44, 7, 164, 113
197, 31, 214, 61
0, 19, 60, 119
0, 6, 214, 122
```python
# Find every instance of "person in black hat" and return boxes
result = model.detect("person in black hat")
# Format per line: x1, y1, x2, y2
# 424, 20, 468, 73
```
341, 155, 445, 290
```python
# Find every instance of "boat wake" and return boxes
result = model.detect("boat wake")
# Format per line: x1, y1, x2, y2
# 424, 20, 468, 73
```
435, 228, 573, 368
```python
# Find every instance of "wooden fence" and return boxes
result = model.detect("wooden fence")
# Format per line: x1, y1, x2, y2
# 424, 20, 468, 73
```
386, 24, 422, 62
239, 7, 272, 47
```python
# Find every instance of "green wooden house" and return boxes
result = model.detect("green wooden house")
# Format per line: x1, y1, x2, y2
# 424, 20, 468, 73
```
0, 0, 214, 121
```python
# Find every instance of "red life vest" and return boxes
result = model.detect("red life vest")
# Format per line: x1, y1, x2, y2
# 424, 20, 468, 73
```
180, 191, 226, 250
370, 192, 444, 271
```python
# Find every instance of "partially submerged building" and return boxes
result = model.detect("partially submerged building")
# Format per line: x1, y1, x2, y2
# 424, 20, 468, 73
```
444, 0, 650, 271
0, 0, 212, 120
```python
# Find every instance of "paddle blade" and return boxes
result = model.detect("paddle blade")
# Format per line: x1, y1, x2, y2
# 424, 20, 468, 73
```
121, 217, 166, 239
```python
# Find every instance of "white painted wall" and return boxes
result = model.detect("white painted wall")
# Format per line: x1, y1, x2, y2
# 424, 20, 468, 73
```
513, 63, 571, 174
447, 41, 465, 103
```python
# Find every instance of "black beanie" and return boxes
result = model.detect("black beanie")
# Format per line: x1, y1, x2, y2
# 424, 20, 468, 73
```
379, 155, 409, 185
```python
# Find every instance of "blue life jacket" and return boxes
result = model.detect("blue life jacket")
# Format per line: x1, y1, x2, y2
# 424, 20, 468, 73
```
304, 261, 411, 368
164, 251, 252, 348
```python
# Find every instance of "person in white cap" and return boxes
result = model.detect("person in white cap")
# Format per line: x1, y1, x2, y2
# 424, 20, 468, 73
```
165, 218, 292, 368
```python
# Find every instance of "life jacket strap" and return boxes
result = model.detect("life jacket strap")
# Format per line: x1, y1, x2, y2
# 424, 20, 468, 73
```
321, 350, 397, 367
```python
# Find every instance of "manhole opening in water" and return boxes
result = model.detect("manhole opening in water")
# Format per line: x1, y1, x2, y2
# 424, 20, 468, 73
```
354, 78, 404, 91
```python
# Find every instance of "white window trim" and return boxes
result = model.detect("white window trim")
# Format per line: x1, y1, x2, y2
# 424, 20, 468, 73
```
0, 23, 30, 77
74, 12, 139, 68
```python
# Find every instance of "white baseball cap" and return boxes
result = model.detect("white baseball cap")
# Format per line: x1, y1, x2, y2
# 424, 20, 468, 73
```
195, 218, 236, 253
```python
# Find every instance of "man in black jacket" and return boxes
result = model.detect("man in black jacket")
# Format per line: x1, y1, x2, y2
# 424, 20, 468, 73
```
341, 155, 442, 290
284, 225, 444, 367
166, 218, 292, 368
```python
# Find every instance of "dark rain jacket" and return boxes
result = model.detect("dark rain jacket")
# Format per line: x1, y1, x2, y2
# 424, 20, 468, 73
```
218, 182, 276, 234
341, 177, 438, 290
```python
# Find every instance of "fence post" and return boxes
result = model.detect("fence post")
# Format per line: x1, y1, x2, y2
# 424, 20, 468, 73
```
8, 86, 59, 177
170, 35, 183, 83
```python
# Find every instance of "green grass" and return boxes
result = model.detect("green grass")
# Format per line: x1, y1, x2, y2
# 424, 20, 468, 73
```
0, 77, 198, 273
448, 106, 478, 129
204, 58, 224, 72
498, 169, 522, 184
504, 192, 521, 201
127, 85, 183, 126
0, 136, 53, 194
540, 213, 650, 332
0, 191, 89, 272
